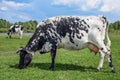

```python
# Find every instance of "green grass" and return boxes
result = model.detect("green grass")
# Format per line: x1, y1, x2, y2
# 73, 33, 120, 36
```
0, 32, 120, 80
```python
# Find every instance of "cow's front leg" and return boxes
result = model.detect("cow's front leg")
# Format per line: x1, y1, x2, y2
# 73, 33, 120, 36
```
49, 45, 57, 70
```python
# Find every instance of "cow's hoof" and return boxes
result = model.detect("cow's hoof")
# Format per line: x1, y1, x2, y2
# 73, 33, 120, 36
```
19, 66, 25, 69
18, 65, 26, 69
97, 68, 101, 71
111, 69, 115, 73
49, 66, 54, 71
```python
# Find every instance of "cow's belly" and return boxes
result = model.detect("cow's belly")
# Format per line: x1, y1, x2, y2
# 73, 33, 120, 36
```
58, 37, 88, 50
60, 42, 87, 50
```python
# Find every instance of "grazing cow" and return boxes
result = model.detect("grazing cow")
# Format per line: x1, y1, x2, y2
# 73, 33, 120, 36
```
7, 25, 23, 39
17, 16, 115, 72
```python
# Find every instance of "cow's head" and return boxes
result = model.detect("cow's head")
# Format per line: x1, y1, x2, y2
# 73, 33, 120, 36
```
16, 48, 33, 69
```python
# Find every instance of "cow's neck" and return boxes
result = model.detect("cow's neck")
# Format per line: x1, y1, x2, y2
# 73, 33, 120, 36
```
25, 32, 46, 52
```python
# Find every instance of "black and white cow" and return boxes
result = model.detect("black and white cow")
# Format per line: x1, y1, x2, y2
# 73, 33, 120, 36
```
17, 16, 115, 72
7, 25, 23, 39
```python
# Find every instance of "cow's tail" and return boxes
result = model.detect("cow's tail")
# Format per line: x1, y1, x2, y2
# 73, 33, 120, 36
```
104, 17, 111, 50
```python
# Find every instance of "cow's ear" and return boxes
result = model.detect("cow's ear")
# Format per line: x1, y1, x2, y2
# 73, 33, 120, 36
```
16, 47, 24, 54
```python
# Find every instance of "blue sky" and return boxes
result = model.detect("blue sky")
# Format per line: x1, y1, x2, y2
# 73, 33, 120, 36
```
0, 0, 120, 23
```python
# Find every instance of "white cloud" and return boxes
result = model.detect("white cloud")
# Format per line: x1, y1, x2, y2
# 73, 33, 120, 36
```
52, 0, 80, 5
52, 0, 100, 10
100, 0, 120, 13
0, 0, 30, 10
52, 0, 83, 7
1, 6, 8, 11
3, 0, 23, 7
0, 0, 31, 22
19, 15, 30, 20
81, 0, 101, 11
52, 0, 120, 13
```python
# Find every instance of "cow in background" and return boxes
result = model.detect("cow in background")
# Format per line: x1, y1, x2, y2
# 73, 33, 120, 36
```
7, 25, 24, 39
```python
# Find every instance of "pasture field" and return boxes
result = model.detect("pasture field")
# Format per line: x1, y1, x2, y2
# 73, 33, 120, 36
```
0, 32, 120, 80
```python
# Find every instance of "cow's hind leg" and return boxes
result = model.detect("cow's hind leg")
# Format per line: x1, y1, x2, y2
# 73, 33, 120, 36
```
49, 45, 57, 70
106, 51, 115, 72
96, 40, 115, 72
